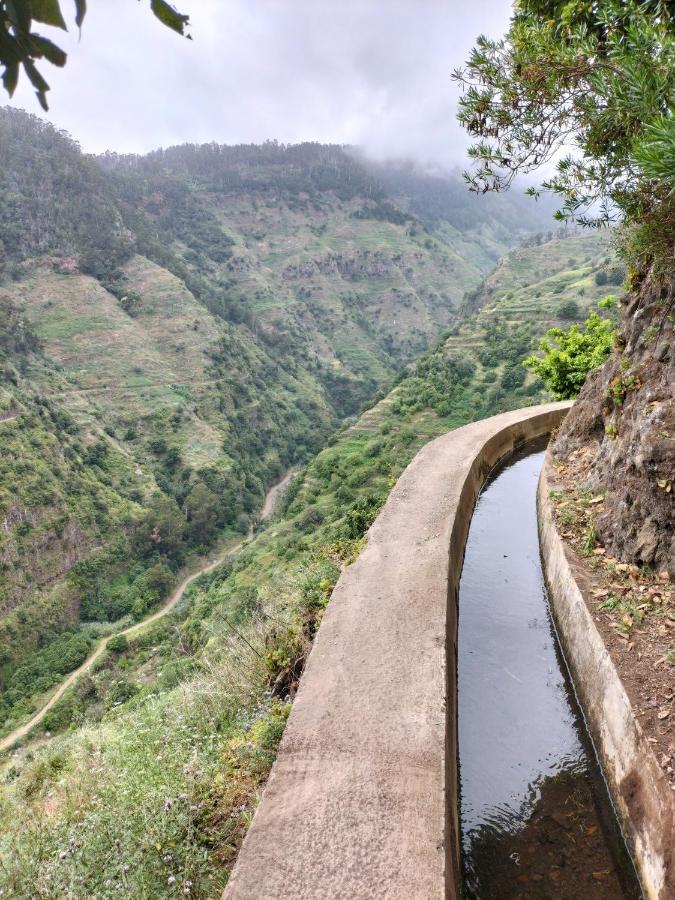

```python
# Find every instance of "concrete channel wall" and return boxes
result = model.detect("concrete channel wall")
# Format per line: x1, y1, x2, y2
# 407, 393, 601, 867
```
538, 452, 674, 900
223, 402, 571, 900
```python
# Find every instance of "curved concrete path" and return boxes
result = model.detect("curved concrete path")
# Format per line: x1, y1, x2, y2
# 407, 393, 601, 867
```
0, 470, 293, 754
223, 402, 571, 900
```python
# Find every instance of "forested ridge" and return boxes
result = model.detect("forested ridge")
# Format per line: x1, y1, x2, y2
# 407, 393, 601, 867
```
0, 102, 622, 897
0, 105, 559, 737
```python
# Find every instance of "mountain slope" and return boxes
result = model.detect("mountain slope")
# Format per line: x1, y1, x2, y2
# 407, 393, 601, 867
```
0, 230, 619, 899
0, 106, 560, 730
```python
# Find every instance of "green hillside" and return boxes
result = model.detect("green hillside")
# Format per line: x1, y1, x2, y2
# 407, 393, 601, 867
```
0, 107, 559, 738
0, 229, 620, 898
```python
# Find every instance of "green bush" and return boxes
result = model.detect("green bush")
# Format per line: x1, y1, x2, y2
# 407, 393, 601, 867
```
107, 634, 129, 654
344, 494, 384, 539
558, 299, 580, 320
523, 310, 615, 399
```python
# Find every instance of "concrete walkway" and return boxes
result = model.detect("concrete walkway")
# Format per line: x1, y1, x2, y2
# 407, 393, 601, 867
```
223, 402, 571, 900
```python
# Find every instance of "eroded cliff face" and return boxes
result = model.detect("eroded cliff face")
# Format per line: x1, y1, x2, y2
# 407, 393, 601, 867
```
554, 271, 674, 575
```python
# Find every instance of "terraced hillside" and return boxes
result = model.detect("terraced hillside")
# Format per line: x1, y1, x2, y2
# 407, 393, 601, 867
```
0, 107, 559, 740
0, 229, 621, 899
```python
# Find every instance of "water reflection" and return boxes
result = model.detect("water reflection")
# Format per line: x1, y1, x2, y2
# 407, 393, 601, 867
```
458, 443, 641, 899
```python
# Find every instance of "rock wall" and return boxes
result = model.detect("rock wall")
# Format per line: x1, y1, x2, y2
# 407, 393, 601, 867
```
554, 272, 674, 574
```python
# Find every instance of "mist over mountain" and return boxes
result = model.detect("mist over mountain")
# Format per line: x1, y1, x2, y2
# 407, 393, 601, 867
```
0, 105, 556, 707
0, 100, 622, 897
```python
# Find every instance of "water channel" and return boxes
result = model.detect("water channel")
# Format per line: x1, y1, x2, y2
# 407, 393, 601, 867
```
458, 440, 642, 899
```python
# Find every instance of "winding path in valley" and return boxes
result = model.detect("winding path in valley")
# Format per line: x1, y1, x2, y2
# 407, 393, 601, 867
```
0, 470, 295, 754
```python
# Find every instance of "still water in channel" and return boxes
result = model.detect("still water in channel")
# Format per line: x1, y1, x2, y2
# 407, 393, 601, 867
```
458, 441, 642, 899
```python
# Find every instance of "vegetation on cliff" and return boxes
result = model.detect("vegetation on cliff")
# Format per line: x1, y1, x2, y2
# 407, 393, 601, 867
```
455, 0, 674, 573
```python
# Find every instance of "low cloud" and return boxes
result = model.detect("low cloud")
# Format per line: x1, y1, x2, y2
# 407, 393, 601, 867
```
7, 0, 512, 166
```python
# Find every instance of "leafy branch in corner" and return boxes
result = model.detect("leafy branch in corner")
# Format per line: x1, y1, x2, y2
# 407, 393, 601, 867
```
0, 0, 190, 110
452, 0, 675, 272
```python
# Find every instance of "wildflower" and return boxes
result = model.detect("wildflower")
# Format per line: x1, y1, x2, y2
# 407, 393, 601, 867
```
178, 792, 188, 801
163, 798, 173, 811
163, 854, 173, 863
168, 874, 176, 885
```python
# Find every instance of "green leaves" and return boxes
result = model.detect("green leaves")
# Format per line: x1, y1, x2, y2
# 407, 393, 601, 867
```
634, 116, 675, 192
74, 0, 86, 28
29, 0, 66, 29
523, 308, 615, 399
22, 55, 50, 109
29, 33, 67, 66
453, 0, 675, 268
150, 0, 190, 37
0, 1, 190, 110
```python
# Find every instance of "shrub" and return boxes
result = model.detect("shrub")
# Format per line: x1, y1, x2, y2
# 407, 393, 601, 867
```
558, 300, 580, 320
523, 310, 615, 399
344, 494, 384, 539
107, 634, 129, 654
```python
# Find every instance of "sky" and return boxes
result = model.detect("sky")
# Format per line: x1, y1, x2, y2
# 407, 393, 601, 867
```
6, 0, 513, 165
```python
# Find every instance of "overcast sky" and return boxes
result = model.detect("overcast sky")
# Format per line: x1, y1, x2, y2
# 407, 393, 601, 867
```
6, 0, 513, 165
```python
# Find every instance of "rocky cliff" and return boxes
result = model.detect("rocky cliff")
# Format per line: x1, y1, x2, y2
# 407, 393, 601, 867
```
554, 269, 674, 575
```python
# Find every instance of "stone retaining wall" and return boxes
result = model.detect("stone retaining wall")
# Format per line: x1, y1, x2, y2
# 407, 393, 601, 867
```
223, 402, 571, 900
538, 451, 674, 900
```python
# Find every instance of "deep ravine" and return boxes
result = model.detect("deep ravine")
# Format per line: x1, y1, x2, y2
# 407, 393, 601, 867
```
0, 469, 294, 754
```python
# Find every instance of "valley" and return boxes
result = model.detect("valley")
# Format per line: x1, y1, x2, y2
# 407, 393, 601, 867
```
0, 467, 293, 754
0, 106, 556, 743
0, 1, 671, 896
0, 182, 618, 894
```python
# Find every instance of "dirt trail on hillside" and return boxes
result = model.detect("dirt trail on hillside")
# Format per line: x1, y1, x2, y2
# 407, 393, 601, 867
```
0, 470, 294, 754
260, 469, 295, 519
